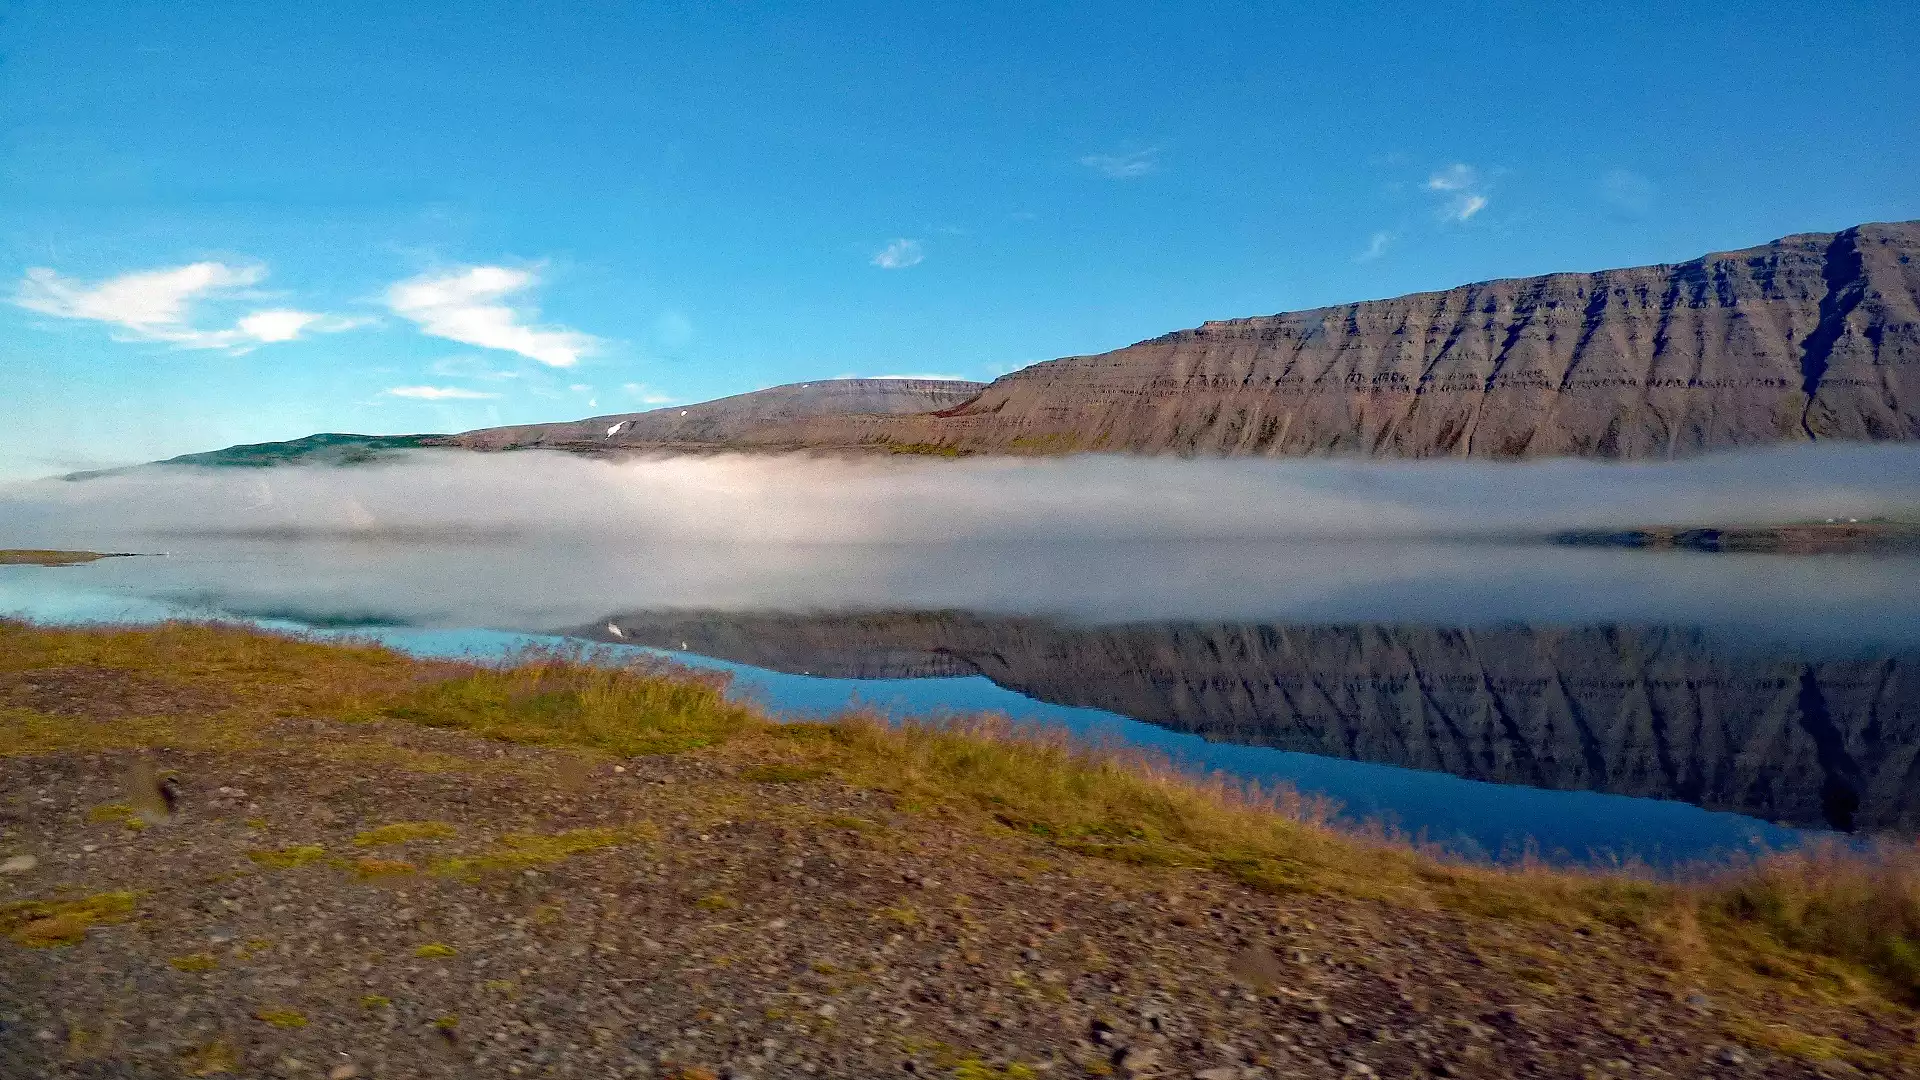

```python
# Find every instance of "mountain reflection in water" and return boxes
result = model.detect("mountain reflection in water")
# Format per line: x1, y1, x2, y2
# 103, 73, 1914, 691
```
6, 535, 1919, 858
582, 612, 1920, 835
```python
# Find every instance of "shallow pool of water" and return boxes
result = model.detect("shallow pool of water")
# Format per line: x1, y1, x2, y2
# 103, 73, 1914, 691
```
5, 535, 1917, 865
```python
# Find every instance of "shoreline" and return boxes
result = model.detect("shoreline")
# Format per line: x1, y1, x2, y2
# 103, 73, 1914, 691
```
1554, 520, 1920, 553
2, 620, 1916, 1076
0, 550, 155, 567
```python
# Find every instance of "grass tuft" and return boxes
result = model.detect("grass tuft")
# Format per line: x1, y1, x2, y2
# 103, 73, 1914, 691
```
349, 856, 418, 879
1701, 842, 1920, 1002
247, 844, 327, 869
353, 821, 457, 847
953, 1060, 1039, 1080
168, 952, 219, 972
0, 891, 138, 947
414, 942, 458, 958
377, 646, 757, 756
253, 1007, 307, 1029
87, 802, 147, 829
741, 763, 829, 784
429, 824, 657, 881
178, 1038, 239, 1077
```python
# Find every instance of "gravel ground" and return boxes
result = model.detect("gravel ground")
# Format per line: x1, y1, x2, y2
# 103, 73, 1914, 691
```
3, 713, 1916, 1079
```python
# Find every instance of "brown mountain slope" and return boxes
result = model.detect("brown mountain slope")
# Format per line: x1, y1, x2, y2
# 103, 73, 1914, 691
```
844, 221, 1920, 458
441, 221, 1919, 460
449, 377, 984, 451
571, 221, 1911, 460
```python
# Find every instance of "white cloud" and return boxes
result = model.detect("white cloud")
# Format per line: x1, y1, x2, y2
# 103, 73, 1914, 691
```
1080, 148, 1159, 179
385, 385, 501, 400
1451, 194, 1488, 221
236, 309, 324, 343
387, 265, 599, 368
1424, 164, 1477, 192
12, 261, 362, 352
1355, 231, 1394, 263
870, 239, 924, 270
624, 382, 677, 405
873, 373, 973, 381
17, 262, 260, 326
1425, 164, 1490, 222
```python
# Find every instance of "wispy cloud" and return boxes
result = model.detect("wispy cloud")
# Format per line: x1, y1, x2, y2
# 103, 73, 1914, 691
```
1599, 168, 1655, 215
873, 373, 973, 381
384, 385, 501, 400
13, 262, 364, 352
1355, 231, 1395, 263
1425, 163, 1490, 222
1080, 148, 1159, 179
870, 239, 924, 270
387, 265, 599, 368
624, 382, 677, 406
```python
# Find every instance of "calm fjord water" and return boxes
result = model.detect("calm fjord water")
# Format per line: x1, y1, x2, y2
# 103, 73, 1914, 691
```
5, 534, 1918, 866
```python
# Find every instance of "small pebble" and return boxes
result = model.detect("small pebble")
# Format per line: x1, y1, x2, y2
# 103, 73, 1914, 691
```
0, 855, 36, 874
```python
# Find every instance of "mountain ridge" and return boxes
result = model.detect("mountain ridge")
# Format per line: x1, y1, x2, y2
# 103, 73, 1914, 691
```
153, 220, 1920, 466
448, 377, 986, 451
453, 219, 1920, 460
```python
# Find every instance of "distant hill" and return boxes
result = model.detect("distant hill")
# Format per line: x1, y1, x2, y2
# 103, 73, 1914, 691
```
143, 380, 988, 472
446, 378, 987, 451
156, 433, 449, 469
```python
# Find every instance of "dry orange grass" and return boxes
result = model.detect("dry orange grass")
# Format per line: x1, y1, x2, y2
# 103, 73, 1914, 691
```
1698, 840, 1920, 1002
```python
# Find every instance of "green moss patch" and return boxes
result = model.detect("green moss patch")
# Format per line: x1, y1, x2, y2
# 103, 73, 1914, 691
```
1, 891, 138, 947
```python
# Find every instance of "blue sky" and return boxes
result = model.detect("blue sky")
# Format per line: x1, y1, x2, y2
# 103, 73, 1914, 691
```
3, 1, 1917, 478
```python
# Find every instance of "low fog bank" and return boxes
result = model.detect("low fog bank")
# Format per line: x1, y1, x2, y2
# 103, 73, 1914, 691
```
5, 446, 1918, 650
3, 444, 1918, 546
3, 535, 1918, 654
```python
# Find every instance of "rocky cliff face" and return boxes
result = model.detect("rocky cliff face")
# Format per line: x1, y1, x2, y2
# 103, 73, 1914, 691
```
585, 611, 1920, 831
449, 378, 985, 451
382, 222, 1920, 461
730, 221, 1920, 458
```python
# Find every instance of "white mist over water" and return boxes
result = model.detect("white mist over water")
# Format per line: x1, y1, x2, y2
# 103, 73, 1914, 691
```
0, 445, 1917, 651
3, 444, 1918, 544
